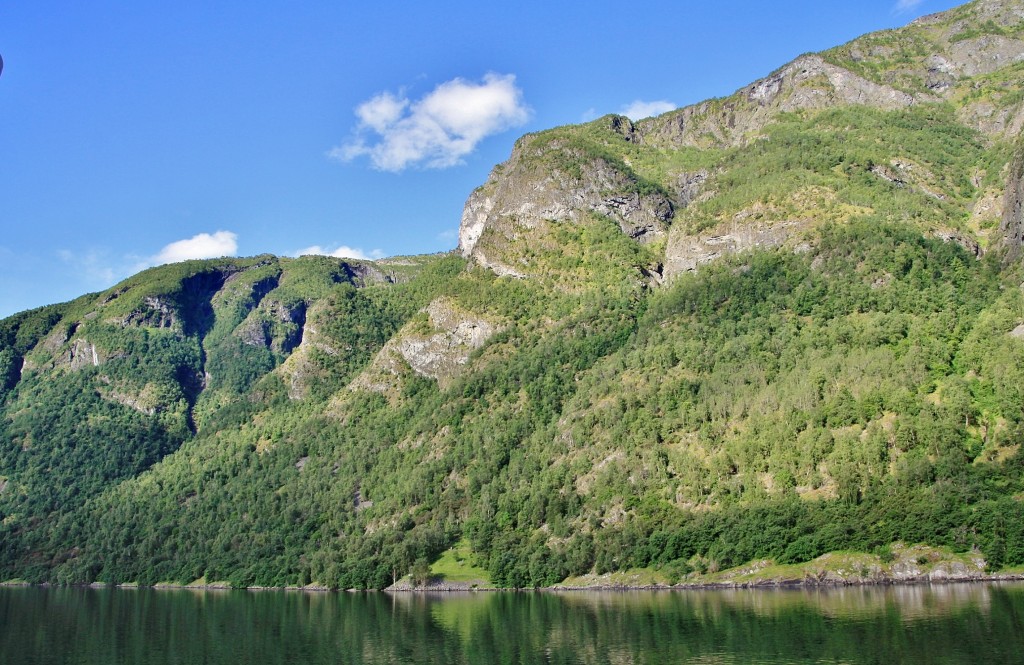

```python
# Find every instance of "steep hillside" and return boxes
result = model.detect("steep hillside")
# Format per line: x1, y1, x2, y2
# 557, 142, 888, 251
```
460, 0, 1024, 283
4, 0, 1024, 589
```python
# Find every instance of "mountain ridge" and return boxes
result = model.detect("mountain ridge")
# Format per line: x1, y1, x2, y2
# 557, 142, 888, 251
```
4, 0, 1024, 589
458, 0, 1024, 287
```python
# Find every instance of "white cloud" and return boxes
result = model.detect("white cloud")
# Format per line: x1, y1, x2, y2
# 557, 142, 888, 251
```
355, 91, 408, 133
894, 0, 924, 13
57, 248, 118, 288
153, 231, 238, 265
620, 100, 676, 121
581, 108, 599, 122
332, 73, 530, 172
53, 231, 240, 297
293, 244, 384, 261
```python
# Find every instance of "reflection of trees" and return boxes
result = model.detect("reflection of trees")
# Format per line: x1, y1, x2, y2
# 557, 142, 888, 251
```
2, 584, 1023, 664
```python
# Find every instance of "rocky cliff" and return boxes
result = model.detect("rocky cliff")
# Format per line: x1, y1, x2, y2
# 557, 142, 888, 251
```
459, 127, 674, 280
459, 0, 1024, 281
1001, 141, 1024, 260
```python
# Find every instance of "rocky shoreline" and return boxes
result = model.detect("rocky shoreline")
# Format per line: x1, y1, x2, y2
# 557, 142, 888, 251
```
6, 544, 1024, 593
383, 572, 1024, 593
548, 572, 1024, 592
4, 573, 1024, 593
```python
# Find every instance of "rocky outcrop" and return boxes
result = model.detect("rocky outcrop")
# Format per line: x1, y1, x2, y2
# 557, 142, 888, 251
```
67, 339, 102, 370
637, 55, 917, 151
396, 299, 496, 381
97, 381, 163, 416
931, 228, 983, 257
870, 159, 951, 203
633, 0, 1024, 144
455, 1, 1024, 282
349, 262, 395, 286
29, 331, 107, 374
119, 296, 177, 329
458, 128, 674, 276
112, 269, 234, 336
350, 298, 498, 396
237, 299, 306, 354
665, 220, 808, 277
942, 33, 1024, 137
948, 34, 1024, 77
1000, 142, 1024, 261
276, 301, 342, 400
386, 578, 490, 592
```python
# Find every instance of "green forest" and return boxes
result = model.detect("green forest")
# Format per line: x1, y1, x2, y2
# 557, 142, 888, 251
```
4, 0, 1024, 589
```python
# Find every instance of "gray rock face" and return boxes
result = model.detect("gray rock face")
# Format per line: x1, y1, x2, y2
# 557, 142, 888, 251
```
119, 297, 177, 329
960, 98, 1024, 139
920, 28, 1024, 138
458, 184, 494, 258
398, 299, 496, 382
351, 298, 499, 395
458, 132, 674, 276
763, 55, 919, 110
948, 35, 1024, 77
102, 388, 157, 416
68, 339, 101, 370
1001, 143, 1024, 261
676, 171, 709, 208
236, 299, 306, 354
931, 229, 983, 258
967, 0, 1024, 28
237, 319, 270, 347
637, 55, 916, 151
349, 263, 395, 286
274, 301, 344, 400
455, 0, 1024, 281
665, 220, 808, 278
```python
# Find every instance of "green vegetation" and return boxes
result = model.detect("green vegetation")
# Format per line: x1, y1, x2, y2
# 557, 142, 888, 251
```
5, 220, 1024, 589
519, 118, 675, 200
3, 0, 1024, 590
428, 539, 493, 586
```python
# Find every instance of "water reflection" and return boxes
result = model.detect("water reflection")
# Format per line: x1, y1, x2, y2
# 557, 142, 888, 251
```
548, 582, 998, 621
1, 583, 1022, 664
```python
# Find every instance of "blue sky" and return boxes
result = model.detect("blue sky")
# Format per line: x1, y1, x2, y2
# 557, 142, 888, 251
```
0, 0, 962, 317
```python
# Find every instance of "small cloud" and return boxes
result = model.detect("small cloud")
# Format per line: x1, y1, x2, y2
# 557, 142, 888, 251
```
54, 231, 241, 296
436, 228, 458, 243
581, 108, 599, 122
293, 244, 384, 261
331, 73, 531, 172
893, 0, 924, 13
152, 231, 238, 265
57, 248, 118, 288
620, 100, 676, 121
355, 91, 408, 133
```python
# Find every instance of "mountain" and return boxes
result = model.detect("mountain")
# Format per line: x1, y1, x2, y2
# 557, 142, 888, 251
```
4, 0, 1024, 588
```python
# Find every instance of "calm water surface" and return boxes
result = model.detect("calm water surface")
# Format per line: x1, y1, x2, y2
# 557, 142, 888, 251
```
2, 583, 1023, 664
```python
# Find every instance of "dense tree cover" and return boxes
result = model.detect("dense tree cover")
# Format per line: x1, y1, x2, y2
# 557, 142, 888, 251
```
4, 218, 1024, 588
4, 12, 1024, 586
0, 301, 77, 397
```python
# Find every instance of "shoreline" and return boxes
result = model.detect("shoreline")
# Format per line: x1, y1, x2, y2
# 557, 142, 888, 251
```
5, 571, 1024, 593
5, 544, 1022, 593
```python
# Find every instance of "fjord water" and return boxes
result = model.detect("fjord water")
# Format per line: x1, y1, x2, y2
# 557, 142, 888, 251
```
2, 584, 1023, 664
